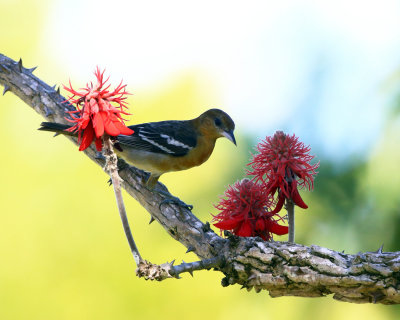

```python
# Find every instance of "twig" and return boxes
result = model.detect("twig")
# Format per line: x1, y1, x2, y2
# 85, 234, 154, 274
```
103, 135, 142, 266
136, 256, 224, 280
169, 256, 224, 278
287, 199, 295, 243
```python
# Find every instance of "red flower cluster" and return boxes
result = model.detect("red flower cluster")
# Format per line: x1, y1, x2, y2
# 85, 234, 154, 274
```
213, 131, 318, 241
64, 67, 134, 151
249, 131, 319, 211
213, 179, 288, 241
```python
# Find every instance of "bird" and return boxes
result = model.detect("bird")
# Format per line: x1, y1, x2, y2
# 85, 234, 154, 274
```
39, 109, 236, 208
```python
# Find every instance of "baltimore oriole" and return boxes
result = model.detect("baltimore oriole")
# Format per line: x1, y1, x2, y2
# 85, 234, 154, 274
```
40, 109, 236, 199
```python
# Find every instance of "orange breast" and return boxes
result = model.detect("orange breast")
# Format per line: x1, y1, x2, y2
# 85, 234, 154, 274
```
116, 135, 217, 175
157, 135, 216, 172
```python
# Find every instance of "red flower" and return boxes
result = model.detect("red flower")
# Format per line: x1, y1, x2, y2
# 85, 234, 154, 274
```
213, 179, 288, 241
64, 67, 134, 151
248, 131, 319, 210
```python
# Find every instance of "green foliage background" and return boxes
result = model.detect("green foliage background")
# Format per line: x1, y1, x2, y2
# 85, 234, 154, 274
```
1, 1, 400, 319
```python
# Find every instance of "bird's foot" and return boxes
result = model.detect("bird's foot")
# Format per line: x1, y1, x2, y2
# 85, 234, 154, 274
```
117, 158, 130, 171
160, 197, 193, 211
154, 189, 193, 211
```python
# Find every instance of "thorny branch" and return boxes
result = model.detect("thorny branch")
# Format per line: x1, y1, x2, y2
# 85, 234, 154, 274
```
1, 53, 400, 304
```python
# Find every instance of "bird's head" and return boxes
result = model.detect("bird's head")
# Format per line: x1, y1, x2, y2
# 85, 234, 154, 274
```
196, 109, 236, 145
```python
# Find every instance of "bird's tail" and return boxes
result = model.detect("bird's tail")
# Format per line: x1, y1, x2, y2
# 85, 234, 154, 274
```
38, 122, 76, 136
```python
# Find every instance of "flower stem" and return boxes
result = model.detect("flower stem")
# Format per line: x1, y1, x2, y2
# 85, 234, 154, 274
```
287, 199, 295, 243
103, 136, 142, 266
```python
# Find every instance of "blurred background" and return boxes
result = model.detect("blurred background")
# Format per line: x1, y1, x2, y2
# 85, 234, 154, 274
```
1, 0, 400, 319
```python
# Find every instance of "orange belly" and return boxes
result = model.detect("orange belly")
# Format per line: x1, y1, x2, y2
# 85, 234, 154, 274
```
116, 136, 216, 175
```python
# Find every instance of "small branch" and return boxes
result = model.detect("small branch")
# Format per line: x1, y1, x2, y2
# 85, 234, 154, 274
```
169, 256, 224, 278
136, 260, 173, 281
103, 136, 142, 266
136, 256, 224, 280
2, 53, 400, 304
287, 199, 295, 243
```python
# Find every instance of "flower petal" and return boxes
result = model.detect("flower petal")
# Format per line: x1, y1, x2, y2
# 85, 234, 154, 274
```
291, 188, 308, 209
255, 218, 265, 231
270, 192, 285, 214
101, 111, 120, 136
79, 122, 95, 151
89, 98, 99, 114
267, 220, 289, 235
214, 218, 240, 230
95, 137, 103, 151
113, 120, 134, 135
93, 111, 104, 138
236, 221, 253, 237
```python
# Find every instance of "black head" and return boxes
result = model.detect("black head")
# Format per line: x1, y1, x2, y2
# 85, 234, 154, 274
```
199, 109, 236, 145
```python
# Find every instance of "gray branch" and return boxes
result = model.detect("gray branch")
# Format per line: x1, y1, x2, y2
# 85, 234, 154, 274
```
1, 53, 400, 305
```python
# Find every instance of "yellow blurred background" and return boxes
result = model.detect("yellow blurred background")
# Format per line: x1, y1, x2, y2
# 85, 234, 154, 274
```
1, 0, 400, 319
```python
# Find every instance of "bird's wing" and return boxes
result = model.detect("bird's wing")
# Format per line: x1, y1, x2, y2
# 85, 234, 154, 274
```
116, 120, 197, 157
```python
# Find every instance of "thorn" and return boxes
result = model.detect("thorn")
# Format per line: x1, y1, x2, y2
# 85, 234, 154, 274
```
171, 270, 181, 279
18, 58, 23, 72
186, 246, 194, 254
169, 259, 176, 266
56, 86, 60, 94
240, 285, 246, 290
224, 230, 232, 237
202, 222, 211, 232
246, 286, 253, 292
53, 132, 60, 137
149, 216, 155, 224
371, 291, 384, 304
353, 252, 365, 264
188, 270, 193, 277
51, 85, 56, 91
254, 287, 261, 293
376, 244, 384, 254
2, 84, 10, 95
27, 66, 37, 73
107, 178, 112, 186
247, 274, 257, 281
181, 260, 186, 264
44, 106, 53, 117
221, 277, 229, 287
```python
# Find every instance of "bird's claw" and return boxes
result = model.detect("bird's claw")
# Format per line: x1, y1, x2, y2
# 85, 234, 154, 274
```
117, 158, 130, 171
159, 197, 193, 211
152, 188, 193, 211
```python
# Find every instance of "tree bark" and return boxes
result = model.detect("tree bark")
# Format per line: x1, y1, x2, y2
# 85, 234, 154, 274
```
1, 53, 400, 304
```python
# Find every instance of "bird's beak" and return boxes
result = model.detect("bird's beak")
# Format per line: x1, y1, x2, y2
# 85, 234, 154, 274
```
222, 130, 237, 146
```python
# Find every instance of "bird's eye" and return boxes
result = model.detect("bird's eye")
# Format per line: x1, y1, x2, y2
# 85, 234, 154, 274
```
214, 117, 222, 127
